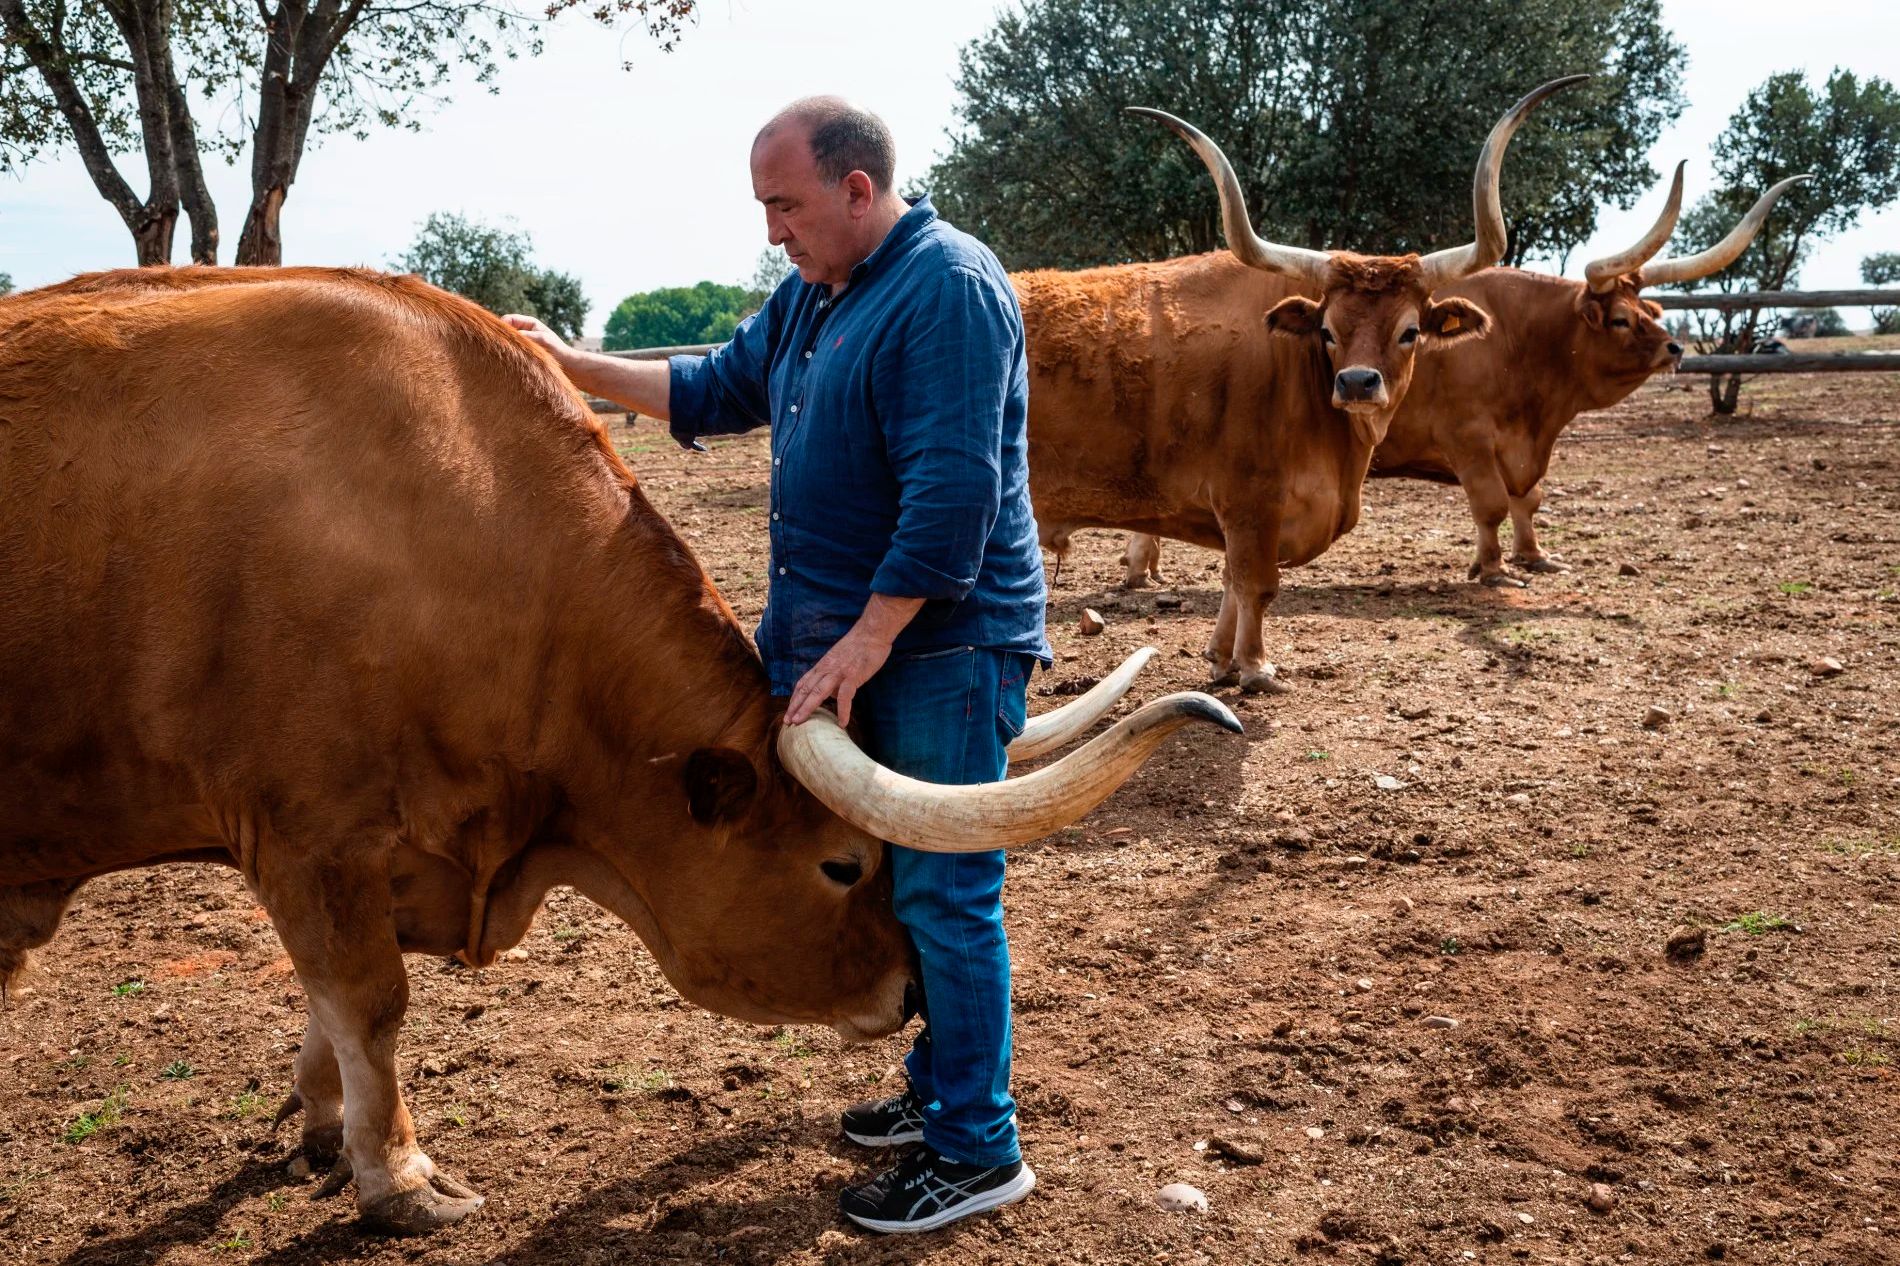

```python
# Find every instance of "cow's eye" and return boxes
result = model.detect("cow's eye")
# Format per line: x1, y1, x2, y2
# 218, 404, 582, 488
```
1399, 326, 1420, 346
1610, 317, 1631, 329
820, 859, 863, 887
1319, 328, 1336, 345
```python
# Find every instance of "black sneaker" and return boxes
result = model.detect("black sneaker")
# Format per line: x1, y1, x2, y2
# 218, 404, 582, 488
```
839, 1150, 1036, 1234
840, 1087, 926, 1147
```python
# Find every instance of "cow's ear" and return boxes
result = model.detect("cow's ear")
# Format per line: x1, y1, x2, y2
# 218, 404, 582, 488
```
1573, 289, 1608, 329
1265, 296, 1324, 338
1641, 299, 1665, 319
1423, 296, 1490, 344
683, 747, 759, 825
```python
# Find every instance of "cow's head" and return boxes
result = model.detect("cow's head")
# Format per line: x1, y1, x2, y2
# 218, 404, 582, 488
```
1573, 163, 1811, 389
1133, 76, 1585, 431
588, 679, 1237, 1042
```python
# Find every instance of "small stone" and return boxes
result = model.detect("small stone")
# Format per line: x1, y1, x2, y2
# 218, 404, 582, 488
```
1516, 1211, 1535, 1225
1274, 828, 1313, 851
1398, 704, 1432, 721
287, 1155, 314, 1180
1393, 896, 1415, 916
1208, 1135, 1265, 1165
1223, 1097, 1245, 1114
1340, 855, 1369, 868
1618, 562, 1641, 577
1810, 657, 1844, 678
1079, 608, 1106, 636
1505, 792, 1531, 807
1355, 977, 1374, 992
1374, 774, 1407, 792
1445, 1096, 1469, 1114
1155, 594, 1185, 610
502, 946, 530, 962
1665, 925, 1706, 962
1304, 1126, 1325, 1141
1641, 705, 1672, 730
419, 1057, 447, 1078
1586, 1182, 1617, 1214
1156, 1182, 1209, 1213
1422, 1015, 1459, 1030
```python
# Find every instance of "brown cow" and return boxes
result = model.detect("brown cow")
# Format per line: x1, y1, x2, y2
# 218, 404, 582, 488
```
0, 268, 1235, 1233
1022, 78, 1582, 693
1121, 167, 1809, 588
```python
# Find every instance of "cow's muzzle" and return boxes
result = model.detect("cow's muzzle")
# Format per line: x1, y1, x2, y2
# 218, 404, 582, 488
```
1333, 367, 1388, 410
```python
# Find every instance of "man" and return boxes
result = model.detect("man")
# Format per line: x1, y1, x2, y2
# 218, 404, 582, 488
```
505, 96, 1048, 1234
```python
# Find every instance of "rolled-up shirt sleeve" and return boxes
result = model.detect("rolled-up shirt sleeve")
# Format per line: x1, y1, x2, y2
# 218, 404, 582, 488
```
666, 287, 783, 451
869, 267, 1016, 602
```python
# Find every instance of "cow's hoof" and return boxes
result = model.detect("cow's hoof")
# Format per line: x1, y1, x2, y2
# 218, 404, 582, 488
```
361, 1176, 485, 1236
300, 1123, 343, 1169
1514, 555, 1569, 574
1119, 572, 1152, 590
1479, 571, 1527, 589
1207, 665, 1240, 688
1239, 670, 1289, 695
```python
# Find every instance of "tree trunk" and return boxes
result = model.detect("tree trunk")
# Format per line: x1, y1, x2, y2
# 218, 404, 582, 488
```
236, 186, 288, 267
132, 205, 180, 266
1709, 372, 1743, 416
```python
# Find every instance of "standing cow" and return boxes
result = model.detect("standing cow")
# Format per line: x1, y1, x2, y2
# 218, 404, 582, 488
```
1121, 165, 1809, 588
1021, 78, 1582, 694
0, 268, 1235, 1233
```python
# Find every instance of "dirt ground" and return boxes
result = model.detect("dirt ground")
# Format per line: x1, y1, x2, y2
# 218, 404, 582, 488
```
3, 366, 1897, 1266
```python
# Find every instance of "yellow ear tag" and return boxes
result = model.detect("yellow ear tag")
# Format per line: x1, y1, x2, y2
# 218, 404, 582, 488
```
1440, 314, 1461, 333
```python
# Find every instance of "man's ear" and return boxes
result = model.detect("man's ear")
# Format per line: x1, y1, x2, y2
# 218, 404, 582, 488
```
1423, 296, 1490, 344
1266, 296, 1324, 338
683, 748, 760, 826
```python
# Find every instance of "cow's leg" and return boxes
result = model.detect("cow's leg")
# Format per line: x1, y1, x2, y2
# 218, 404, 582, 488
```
1507, 482, 1569, 573
1222, 522, 1288, 695
0, 879, 81, 1002
275, 1009, 346, 1173
1119, 533, 1166, 588
1461, 467, 1526, 588
261, 845, 482, 1234
1204, 565, 1241, 686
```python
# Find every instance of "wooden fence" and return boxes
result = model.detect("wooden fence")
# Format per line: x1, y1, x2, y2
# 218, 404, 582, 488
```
583, 290, 1900, 408
1644, 287, 1900, 376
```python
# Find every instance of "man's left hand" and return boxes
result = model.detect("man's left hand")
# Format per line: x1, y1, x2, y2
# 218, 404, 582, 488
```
785, 626, 895, 728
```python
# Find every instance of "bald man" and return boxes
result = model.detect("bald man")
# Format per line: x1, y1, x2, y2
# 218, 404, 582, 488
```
508, 97, 1047, 1233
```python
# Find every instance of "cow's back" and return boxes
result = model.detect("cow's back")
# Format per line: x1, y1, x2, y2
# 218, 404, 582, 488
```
0, 271, 630, 883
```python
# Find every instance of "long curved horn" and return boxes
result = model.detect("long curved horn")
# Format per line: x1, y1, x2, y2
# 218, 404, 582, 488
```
1418, 75, 1591, 288
1637, 174, 1813, 287
1583, 160, 1686, 292
1007, 647, 1157, 763
1128, 106, 1331, 287
779, 692, 1242, 853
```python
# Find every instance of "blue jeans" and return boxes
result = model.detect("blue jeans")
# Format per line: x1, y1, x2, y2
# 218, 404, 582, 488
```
854, 645, 1032, 1167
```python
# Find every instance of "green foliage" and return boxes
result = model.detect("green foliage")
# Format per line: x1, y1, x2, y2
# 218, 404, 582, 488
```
1779, 308, 1849, 337
159, 1060, 195, 1081
926, 0, 1684, 270
397, 212, 589, 339
0, 271, 12, 295
745, 247, 796, 312
1865, 252, 1900, 333
62, 1086, 128, 1144
1721, 911, 1791, 935
604, 280, 751, 350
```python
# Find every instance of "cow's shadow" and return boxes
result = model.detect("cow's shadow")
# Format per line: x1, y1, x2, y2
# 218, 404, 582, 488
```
57, 1157, 285, 1266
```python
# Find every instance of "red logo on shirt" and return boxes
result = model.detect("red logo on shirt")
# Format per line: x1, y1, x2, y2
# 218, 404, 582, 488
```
833, 334, 844, 349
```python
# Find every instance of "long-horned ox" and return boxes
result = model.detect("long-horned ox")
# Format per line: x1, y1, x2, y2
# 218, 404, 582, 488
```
0, 268, 1235, 1234
1020, 78, 1583, 693
1122, 167, 1809, 588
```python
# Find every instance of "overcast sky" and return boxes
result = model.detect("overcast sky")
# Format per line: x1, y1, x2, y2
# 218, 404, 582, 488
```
3, 0, 1897, 334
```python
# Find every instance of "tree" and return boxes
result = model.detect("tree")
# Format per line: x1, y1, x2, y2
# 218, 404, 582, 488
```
744, 246, 795, 312
0, 271, 12, 295
1, 1, 700, 267
925, 0, 1684, 271
1665, 69, 1900, 412
603, 281, 750, 350
1864, 251, 1900, 334
397, 212, 589, 340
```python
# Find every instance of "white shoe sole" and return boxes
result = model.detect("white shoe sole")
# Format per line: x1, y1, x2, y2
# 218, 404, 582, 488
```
844, 1163, 1037, 1234
843, 1125, 926, 1147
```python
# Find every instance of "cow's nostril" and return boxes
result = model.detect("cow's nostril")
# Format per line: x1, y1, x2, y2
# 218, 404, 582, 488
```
1335, 368, 1384, 400
1667, 342, 1683, 356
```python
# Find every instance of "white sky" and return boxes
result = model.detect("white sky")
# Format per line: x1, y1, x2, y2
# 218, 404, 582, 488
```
2, 0, 1896, 334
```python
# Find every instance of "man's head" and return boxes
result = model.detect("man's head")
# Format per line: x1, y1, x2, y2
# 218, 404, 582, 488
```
752, 97, 906, 288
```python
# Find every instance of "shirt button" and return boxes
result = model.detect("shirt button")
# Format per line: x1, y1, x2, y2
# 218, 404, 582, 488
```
789, 404, 798, 414
773, 457, 781, 466
771, 512, 780, 520
804, 351, 813, 359
777, 567, 787, 576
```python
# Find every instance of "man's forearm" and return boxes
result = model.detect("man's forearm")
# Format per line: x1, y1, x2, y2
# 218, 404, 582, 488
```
853, 593, 926, 646
555, 351, 672, 420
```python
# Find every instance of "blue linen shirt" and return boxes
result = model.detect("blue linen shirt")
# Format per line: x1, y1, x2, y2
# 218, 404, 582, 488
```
667, 196, 1051, 695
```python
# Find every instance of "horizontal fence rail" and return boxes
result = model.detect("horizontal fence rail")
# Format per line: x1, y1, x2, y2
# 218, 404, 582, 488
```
1676, 353, 1900, 374
1642, 288, 1900, 312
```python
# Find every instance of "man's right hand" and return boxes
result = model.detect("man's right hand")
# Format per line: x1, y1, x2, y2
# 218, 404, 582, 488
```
503, 314, 571, 366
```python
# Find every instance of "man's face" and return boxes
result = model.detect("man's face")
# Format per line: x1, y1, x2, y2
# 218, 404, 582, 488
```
751, 126, 872, 288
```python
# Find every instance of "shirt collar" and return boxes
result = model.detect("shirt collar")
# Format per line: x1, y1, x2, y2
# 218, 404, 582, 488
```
846, 195, 937, 286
